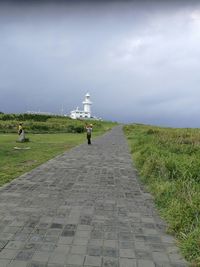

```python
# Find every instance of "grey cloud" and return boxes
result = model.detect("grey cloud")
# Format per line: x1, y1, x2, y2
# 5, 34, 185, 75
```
0, 1, 200, 126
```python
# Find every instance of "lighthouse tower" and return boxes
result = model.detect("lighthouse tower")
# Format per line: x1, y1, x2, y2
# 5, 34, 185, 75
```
83, 93, 92, 117
70, 93, 95, 119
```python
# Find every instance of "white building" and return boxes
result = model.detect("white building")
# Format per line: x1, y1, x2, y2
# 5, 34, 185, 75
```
70, 93, 92, 119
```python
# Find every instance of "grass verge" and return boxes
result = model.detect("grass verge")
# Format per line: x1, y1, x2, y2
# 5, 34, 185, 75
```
124, 124, 200, 266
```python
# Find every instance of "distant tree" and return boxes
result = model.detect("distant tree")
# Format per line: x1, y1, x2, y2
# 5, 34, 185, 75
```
0, 111, 4, 114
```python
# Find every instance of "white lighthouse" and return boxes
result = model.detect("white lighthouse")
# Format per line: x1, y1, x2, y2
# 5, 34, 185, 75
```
83, 93, 92, 114
70, 93, 92, 119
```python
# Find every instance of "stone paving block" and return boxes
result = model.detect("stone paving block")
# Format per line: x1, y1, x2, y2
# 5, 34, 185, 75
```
143, 228, 158, 235
0, 240, 9, 250
39, 243, 56, 252
0, 259, 10, 267
13, 233, 29, 242
141, 217, 155, 223
119, 241, 134, 249
91, 231, 103, 240
37, 223, 50, 229
134, 241, 148, 251
44, 236, 59, 243
75, 231, 91, 238
0, 249, 18, 260
0, 234, 14, 241
15, 250, 35, 261
119, 258, 137, 267
23, 243, 41, 251
22, 227, 35, 235
80, 215, 92, 225
3, 226, 21, 234
168, 253, 188, 264
54, 245, 70, 253
103, 240, 118, 249
166, 245, 179, 254
88, 240, 104, 247
77, 225, 91, 231
66, 254, 85, 265
155, 263, 173, 267
119, 249, 135, 258
150, 243, 165, 252
64, 224, 77, 231
27, 262, 48, 267
29, 235, 44, 243
103, 247, 118, 258
9, 220, 25, 227
71, 245, 87, 255
137, 259, 155, 267
102, 257, 119, 267
104, 232, 118, 240
48, 264, 65, 267
73, 237, 89, 245
171, 263, 188, 267
84, 255, 102, 266
161, 235, 175, 244
31, 251, 51, 262
48, 251, 67, 265
46, 229, 61, 237
87, 246, 102, 256
8, 260, 28, 267
152, 251, 170, 262
61, 230, 75, 237
135, 250, 152, 260
50, 224, 63, 229
118, 232, 133, 241
145, 236, 162, 244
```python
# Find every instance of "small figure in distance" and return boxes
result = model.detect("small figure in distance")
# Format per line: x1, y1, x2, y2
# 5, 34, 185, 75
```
18, 123, 29, 142
85, 124, 93, 145
18, 123, 25, 142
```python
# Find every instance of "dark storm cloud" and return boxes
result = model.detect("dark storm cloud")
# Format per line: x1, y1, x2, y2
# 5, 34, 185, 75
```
0, 0, 200, 126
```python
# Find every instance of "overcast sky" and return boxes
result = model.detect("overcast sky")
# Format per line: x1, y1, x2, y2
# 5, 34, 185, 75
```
0, 0, 200, 127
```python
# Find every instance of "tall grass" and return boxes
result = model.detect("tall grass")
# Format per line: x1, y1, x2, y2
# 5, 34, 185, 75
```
124, 124, 200, 266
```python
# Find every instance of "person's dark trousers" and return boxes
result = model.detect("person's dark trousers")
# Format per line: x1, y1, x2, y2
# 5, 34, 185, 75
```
87, 133, 91, 145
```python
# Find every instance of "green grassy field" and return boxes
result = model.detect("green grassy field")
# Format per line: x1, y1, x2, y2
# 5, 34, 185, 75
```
0, 113, 116, 134
0, 114, 117, 187
0, 133, 85, 186
124, 124, 200, 266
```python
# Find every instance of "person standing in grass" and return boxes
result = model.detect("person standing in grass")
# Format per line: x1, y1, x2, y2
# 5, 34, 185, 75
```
85, 124, 93, 145
18, 123, 25, 142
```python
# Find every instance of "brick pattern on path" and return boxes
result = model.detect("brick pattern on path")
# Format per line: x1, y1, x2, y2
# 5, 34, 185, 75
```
0, 126, 188, 267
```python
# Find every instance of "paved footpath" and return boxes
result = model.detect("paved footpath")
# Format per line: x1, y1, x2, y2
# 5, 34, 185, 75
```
0, 126, 188, 267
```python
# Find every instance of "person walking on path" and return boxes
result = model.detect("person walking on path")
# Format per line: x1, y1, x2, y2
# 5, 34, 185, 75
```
85, 124, 93, 145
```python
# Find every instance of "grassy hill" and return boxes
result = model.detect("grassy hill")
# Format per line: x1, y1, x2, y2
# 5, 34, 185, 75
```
0, 113, 117, 186
0, 113, 115, 134
124, 124, 200, 266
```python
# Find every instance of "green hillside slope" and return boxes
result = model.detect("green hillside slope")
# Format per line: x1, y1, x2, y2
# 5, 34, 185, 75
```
124, 124, 200, 266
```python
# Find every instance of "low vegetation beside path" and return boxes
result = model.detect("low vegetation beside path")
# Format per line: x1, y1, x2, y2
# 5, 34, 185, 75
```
0, 113, 117, 187
124, 124, 200, 266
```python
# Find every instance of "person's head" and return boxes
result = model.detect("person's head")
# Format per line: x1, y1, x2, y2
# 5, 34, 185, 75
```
90, 124, 93, 128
